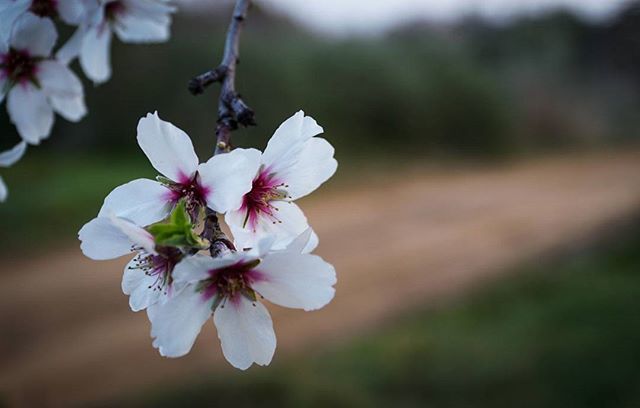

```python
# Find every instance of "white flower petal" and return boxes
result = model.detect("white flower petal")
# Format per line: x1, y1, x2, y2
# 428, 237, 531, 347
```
0, 141, 27, 167
56, 26, 84, 64
252, 252, 336, 311
38, 60, 87, 121
38, 60, 83, 96
108, 214, 156, 255
283, 227, 318, 254
80, 24, 112, 84
0, 0, 30, 44
213, 296, 276, 370
122, 257, 184, 312
98, 178, 172, 226
198, 148, 261, 213
78, 216, 135, 260
10, 12, 57, 57
148, 284, 212, 358
0, 75, 6, 104
0, 176, 7, 202
7, 84, 54, 144
136, 112, 199, 182
279, 138, 337, 201
122, 257, 163, 312
114, 0, 174, 43
172, 253, 243, 283
261, 111, 324, 175
49, 93, 87, 121
227, 200, 309, 251
57, 0, 85, 25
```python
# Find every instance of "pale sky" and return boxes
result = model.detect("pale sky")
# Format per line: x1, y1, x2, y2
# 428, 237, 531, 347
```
178, 0, 635, 36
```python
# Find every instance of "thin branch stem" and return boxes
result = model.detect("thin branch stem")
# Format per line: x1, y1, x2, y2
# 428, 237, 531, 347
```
188, 0, 255, 155
188, 0, 254, 255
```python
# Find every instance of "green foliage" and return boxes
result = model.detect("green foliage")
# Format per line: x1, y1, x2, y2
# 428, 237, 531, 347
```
123, 225, 640, 408
147, 201, 205, 248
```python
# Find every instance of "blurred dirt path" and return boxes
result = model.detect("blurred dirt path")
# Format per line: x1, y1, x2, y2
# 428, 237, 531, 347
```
1, 151, 640, 407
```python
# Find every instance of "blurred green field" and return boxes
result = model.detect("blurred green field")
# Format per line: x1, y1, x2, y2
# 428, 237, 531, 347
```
116, 222, 640, 408
0, 154, 151, 255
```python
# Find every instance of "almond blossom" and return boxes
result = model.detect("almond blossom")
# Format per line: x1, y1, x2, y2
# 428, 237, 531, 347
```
1, 13, 86, 144
98, 112, 260, 227
147, 229, 336, 369
226, 111, 337, 250
79, 213, 187, 311
58, 0, 176, 84
0, 141, 27, 202
0, 0, 86, 43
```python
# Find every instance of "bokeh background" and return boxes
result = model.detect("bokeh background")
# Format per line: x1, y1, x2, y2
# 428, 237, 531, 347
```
1, 0, 640, 406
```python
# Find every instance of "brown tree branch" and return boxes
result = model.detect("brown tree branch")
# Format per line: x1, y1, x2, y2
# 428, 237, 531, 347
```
188, 0, 254, 255
188, 0, 255, 155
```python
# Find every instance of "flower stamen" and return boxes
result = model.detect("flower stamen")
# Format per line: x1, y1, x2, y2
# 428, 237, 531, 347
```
241, 168, 291, 230
197, 259, 262, 308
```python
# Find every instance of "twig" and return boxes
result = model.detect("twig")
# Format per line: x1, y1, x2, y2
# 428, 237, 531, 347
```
189, 0, 255, 255
188, 0, 255, 155
201, 208, 236, 256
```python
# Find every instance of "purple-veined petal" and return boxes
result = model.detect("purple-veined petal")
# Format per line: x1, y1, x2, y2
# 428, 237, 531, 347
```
122, 257, 164, 312
78, 216, 137, 260
148, 284, 212, 358
80, 24, 112, 84
227, 200, 309, 251
0, 141, 27, 167
198, 148, 261, 213
172, 253, 245, 284
252, 252, 336, 311
122, 257, 185, 312
98, 178, 172, 226
7, 84, 53, 144
10, 12, 57, 57
136, 112, 199, 182
213, 296, 276, 370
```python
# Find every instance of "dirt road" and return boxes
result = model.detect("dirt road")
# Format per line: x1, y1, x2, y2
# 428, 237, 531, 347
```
1, 151, 640, 406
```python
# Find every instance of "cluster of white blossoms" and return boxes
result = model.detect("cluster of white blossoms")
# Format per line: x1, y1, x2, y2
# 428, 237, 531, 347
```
79, 111, 338, 369
0, 0, 175, 200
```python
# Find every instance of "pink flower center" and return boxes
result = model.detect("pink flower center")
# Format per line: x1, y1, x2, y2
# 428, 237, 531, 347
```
130, 246, 182, 295
105, 1, 125, 20
166, 172, 210, 220
241, 168, 289, 230
29, 0, 58, 18
198, 259, 263, 306
0, 49, 38, 84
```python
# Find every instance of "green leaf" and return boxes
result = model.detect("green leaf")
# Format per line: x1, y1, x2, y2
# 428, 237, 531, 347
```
156, 175, 176, 186
147, 200, 207, 249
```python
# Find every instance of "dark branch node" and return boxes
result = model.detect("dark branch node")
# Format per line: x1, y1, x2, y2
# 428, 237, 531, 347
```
201, 208, 236, 257
188, 66, 227, 95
